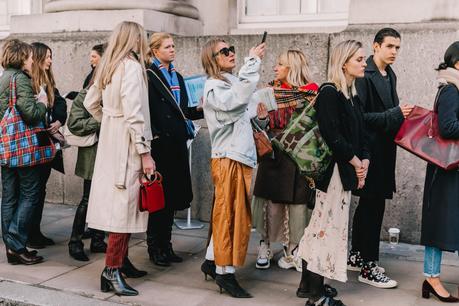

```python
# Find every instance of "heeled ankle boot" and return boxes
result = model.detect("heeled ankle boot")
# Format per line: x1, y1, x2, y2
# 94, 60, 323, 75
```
201, 260, 216, 280
297, 260, 310, 298
68, 241, 89, 261
100, 266, 138, 296
90, 230, 107, 253
120, 257, 147, 278
215, 274, 252, 298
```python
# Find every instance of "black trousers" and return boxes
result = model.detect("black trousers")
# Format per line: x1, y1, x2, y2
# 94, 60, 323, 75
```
146, 205, 175, 252
351, 196, 386, 262
299, 260, 325, 300
29, 162, 52, 237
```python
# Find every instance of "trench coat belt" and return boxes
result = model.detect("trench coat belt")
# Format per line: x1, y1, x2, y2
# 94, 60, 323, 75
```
102, 108, 129, 189
102, 108, 124, 118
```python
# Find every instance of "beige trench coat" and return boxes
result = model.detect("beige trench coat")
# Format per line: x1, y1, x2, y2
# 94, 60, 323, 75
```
84, 57, 152, 233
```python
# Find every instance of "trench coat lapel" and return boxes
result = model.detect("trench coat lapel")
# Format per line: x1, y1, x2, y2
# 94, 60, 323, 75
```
148, 65, 183, 115
367, 56, 394, 109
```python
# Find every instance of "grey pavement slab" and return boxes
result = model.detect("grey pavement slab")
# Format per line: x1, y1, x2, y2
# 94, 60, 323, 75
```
0, 204, 459, 305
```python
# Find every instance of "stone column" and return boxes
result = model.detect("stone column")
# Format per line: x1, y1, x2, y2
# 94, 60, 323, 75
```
11, 0, 202, 35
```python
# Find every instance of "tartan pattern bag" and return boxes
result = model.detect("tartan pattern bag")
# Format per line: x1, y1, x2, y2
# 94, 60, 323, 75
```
0, 73, 56, 167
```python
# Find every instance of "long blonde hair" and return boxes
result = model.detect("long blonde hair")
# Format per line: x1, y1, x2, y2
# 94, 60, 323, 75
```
201, 38, 227, 81
31, 42, 55, 107
148, 32, 173, 61
95, 21, 148, 89
327, 40, 362, 98
277, 50, 312, 87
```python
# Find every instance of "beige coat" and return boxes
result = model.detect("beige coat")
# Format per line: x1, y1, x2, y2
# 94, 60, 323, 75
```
84, 57, 152, 233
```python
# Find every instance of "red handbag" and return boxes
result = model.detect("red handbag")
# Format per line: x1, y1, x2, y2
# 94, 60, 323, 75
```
394, 87, 459, 170
138, 171, 165, 213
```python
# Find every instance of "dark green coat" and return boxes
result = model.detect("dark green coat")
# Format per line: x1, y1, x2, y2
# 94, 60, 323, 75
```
0, 68, 47, 125
67, 89, 100, 180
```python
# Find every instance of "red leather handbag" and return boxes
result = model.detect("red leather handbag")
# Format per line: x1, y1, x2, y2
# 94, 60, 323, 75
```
395, 88, 459, 170
138, 172, 165, 213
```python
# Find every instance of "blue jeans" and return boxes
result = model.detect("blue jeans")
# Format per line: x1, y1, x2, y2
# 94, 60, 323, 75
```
1, 165, 42, 252
424, 246, 442, 277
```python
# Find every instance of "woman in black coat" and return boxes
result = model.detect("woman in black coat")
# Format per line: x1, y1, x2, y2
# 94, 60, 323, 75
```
28, 42, 67, 249
146, 33, 203, 266
420, 41, 459, 303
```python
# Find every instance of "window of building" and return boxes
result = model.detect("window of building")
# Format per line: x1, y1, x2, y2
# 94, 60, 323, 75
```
235, 0, 350, 33
0, 0, 41, 39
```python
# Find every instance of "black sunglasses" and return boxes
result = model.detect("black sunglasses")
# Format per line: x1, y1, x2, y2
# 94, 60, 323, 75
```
213, 46, 235, 57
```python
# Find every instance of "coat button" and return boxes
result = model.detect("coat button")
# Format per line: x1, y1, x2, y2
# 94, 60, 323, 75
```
161, 98, 165, 102
165, 132, 170, 137
141, 136, 145, 141
166, 115, 171, 119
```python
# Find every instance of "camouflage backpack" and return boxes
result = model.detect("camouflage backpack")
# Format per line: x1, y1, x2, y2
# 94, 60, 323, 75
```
272, 85, 333, 187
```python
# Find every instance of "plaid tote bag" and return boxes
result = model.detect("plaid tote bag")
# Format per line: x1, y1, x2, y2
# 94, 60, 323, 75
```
0, 72, 56, 167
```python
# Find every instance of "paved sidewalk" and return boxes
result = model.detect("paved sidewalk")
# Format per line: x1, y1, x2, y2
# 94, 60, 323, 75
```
1, 204, 459, 306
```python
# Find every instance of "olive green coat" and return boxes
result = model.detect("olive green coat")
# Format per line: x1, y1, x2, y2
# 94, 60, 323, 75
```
0, 68, 46, 124
67, 88, 100, 180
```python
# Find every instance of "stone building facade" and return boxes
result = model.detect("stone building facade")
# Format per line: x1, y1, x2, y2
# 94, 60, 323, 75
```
1, 0, 459, 243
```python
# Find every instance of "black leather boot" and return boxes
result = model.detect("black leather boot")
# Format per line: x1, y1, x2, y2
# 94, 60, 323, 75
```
215, 274, 252, 298
90, 230, 107, 253
149, 248, 170, 267
68, 241, 89, 261
165, 243, 182, 263
120, 257, 147, 278
100, 267, 138, 296
201, 260, 216, 280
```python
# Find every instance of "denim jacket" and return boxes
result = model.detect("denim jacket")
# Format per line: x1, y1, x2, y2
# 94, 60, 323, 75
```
203, 56, 261, 168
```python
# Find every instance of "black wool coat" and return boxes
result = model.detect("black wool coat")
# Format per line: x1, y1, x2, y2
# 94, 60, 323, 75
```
49, 88, 67, 174
353, 56, 404, 199
147, 64, 203, 211
421, 84, 459, 251
315, 83, 371, 192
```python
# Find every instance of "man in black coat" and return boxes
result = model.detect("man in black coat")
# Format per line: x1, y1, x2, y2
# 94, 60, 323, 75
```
349, 28, 414, 288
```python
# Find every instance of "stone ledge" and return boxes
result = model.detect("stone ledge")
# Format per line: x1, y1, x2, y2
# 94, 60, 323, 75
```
10, 9, 203, 36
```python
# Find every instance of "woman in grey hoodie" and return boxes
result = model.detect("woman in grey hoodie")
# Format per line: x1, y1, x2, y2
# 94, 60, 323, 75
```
199, 38, 266, 298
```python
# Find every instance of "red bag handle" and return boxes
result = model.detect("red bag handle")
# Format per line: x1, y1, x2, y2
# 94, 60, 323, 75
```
139, 171, 163, 185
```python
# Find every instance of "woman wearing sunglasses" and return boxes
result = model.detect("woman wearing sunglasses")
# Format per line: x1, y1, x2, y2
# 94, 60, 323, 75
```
200, 39, 266, 298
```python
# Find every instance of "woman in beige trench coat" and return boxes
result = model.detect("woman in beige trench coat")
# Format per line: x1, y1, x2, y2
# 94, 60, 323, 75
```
83, 21, 155, 296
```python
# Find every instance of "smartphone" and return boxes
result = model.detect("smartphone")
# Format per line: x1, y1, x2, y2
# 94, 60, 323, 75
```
261, 31, 268, 44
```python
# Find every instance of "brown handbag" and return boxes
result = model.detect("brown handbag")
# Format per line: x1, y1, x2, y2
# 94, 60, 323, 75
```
138, 171, 165, 213
251, 119, 273, 159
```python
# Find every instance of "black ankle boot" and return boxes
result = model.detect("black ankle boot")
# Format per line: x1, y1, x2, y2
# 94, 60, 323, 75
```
297, 260, 310, 298
100, 266, 138, 296
215, 274, 252, 298
149, 248, 170, 267
68, 241, 89, 262
90, 230, 107, 253
120, 257, 147, 278
201, 260, 216, 280
165, 243, 182, 263
305, 296, 345, 306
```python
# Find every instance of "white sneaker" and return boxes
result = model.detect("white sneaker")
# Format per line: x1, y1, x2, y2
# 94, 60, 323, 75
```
277, 246, 302, 272
358, 261, 397, 288
256, 240, 272, 269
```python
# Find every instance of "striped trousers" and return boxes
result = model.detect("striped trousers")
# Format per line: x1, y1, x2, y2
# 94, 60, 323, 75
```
105, 233, 130, 268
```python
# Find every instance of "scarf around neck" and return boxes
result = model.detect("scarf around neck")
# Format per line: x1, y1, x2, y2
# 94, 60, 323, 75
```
437, 67, 459, 90
152, 57, 180, 105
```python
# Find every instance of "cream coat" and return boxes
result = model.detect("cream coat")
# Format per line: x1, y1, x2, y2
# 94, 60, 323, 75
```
84, 57, 152, 233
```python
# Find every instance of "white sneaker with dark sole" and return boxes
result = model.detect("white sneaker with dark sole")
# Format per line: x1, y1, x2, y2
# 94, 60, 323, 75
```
256, 240, 272, 270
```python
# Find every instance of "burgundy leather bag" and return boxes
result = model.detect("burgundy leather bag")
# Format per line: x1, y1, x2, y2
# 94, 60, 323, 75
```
394, 87, 459, 170
139, 172, 165, 213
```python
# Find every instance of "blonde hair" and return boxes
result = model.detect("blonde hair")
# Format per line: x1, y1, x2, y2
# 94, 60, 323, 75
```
31, 42, 55, 108
148, 32, 173, 60
277, 50, 312, 87
1, 39, 32, 70
95, 21, 148, 89
327, 40, 363, 98
201, 38, 228, 81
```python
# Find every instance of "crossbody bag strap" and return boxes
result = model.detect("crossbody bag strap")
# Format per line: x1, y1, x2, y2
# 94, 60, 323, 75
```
433, 85, 447, 113
146, 68, 188, 121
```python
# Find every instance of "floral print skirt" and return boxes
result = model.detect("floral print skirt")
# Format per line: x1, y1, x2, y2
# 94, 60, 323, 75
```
298, 164, 351, 282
